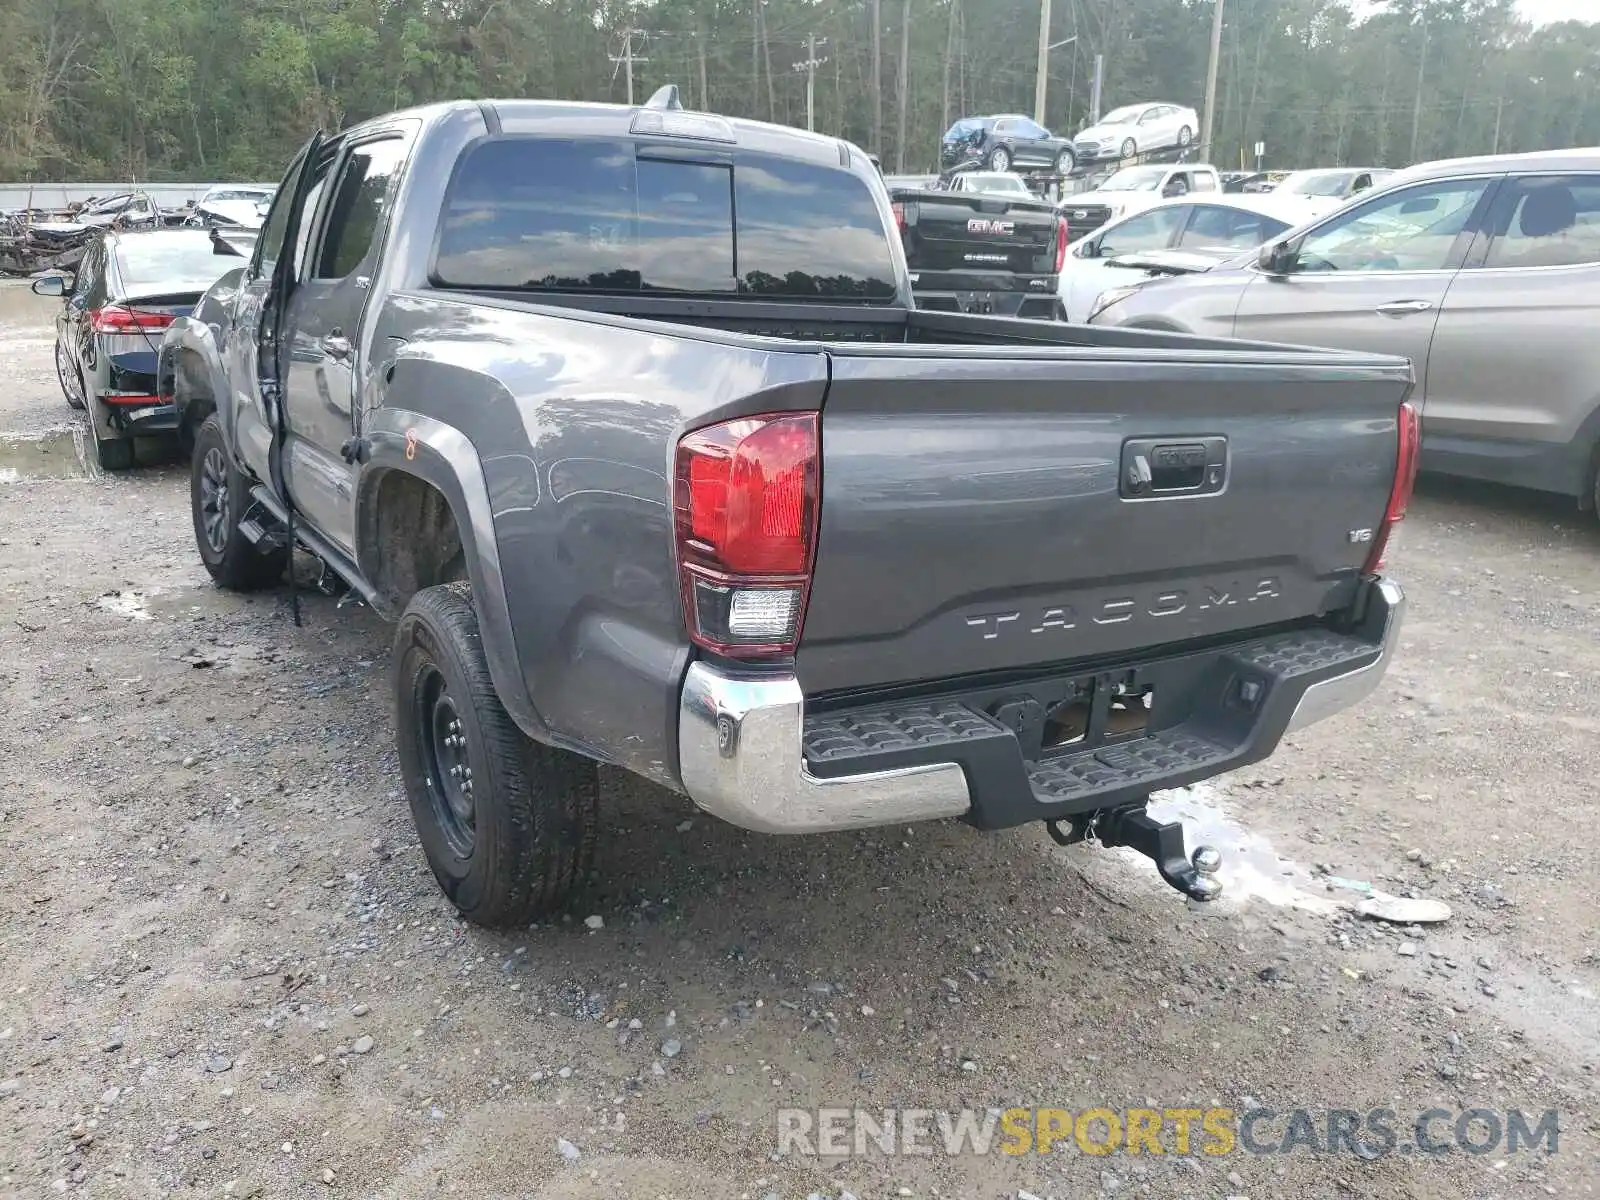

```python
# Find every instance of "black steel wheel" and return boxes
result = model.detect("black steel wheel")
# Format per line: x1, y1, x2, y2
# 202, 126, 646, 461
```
415, 665, 477, 858
394, 583, 599, 928
190, 414, 287, 590
55, 341, 85, 410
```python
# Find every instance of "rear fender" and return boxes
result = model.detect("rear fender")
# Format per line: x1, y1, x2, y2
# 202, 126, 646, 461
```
358, 406, 547, 741
158, 312, 234, 444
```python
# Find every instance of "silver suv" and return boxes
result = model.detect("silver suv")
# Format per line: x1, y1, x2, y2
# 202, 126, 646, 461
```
1090, 149, 1600, 509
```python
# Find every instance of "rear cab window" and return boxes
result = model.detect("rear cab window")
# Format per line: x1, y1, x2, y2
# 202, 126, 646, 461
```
432, 137, 898, 302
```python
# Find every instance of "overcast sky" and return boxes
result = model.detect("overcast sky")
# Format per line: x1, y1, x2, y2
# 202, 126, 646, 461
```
1518, 0, 1593, 23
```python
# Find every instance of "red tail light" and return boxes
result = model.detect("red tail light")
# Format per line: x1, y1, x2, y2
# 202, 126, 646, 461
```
674, 413, 820, 657
1054, 216, 1069, 273
1362, 400, 1420, 576
891, 201, 906, 232
90, 305, 174, 334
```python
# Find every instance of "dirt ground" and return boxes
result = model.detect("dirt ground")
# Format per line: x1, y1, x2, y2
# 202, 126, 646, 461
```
0, 280, 1595, 1199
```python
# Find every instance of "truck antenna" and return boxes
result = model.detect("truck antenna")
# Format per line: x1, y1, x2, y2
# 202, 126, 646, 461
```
644, 84, 683, 111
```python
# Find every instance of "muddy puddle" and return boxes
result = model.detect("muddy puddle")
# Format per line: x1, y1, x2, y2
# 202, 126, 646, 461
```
0, 277, 63, 325
0, 428, 89, 482
0, 427, 89, 481
1146, 780, 1340, 913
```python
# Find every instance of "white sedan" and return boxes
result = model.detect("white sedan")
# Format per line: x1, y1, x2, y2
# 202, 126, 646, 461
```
1057, 195, 1303, 322
1072, 102, 1201, 164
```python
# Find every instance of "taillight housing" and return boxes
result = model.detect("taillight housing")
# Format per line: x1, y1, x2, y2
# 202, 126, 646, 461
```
673, 413, 820, 657
1362, 400, 1420, 576
891, 201, 906, 232
90, 305, 174, 334
1054, 216, 1069, 273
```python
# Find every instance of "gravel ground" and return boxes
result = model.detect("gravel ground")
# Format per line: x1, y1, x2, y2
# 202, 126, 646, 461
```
0, 281, 1595, 1199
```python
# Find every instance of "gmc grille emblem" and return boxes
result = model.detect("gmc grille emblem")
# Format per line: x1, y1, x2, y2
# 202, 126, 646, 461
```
967, 217, 1015, 235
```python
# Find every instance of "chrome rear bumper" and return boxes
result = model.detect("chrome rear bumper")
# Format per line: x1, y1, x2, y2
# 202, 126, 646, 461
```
676, 664, 971, 834
677, 579, 1404, 835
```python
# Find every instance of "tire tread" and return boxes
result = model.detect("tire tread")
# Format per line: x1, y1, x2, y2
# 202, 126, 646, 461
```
395, 583, 598, 928
191, 415, 288, 591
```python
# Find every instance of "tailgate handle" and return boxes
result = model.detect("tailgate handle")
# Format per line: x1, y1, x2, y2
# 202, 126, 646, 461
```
1121, 436, 1227, 500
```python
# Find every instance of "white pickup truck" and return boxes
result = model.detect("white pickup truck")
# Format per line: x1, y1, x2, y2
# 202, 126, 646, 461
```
1061, 164, 1223, 242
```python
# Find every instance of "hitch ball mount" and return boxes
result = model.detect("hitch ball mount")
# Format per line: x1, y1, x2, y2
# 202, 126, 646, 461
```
1047, 803, 1224, 902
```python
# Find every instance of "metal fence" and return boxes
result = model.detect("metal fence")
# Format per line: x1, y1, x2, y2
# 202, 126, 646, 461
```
0, 183, 276, 211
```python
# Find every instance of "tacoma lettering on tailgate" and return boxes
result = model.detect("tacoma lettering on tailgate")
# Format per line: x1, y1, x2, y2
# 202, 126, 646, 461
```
964, 578, 1283, 640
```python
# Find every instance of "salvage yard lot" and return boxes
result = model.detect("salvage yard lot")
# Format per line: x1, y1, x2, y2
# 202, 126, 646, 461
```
0, 283, 1595, 1198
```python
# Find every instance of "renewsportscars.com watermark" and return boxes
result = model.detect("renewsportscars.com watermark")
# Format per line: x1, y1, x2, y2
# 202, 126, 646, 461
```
777, 1107, 1561, 1160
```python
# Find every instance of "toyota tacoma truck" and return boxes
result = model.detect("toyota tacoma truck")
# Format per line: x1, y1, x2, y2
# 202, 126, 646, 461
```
159, 88, 1415, 928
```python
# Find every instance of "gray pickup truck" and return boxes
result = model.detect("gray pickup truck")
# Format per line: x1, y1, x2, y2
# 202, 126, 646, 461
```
158, 88, 1416, 928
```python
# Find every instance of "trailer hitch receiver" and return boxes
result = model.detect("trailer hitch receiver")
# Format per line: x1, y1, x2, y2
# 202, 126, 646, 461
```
1048, 803, 1224, 902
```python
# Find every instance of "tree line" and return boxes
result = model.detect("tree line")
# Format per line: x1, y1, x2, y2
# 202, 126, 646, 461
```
0, 0, 1595, 184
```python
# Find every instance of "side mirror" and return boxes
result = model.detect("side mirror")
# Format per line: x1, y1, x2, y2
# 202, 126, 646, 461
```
30, 274, 66, 297
1258, 240, 1296, 275
1081, 239, 1100, 259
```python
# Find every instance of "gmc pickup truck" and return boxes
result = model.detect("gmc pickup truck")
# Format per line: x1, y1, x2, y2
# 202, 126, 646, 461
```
159, 88, 1415, 928
887, 172, 1066, 319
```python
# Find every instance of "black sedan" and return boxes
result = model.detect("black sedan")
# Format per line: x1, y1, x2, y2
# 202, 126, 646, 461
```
34, 228, 230, 470
940, 114, 1076, 175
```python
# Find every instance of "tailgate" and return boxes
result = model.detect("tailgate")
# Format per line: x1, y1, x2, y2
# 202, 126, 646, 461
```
899, 192, 1058, 274
797, 347, 1412, 695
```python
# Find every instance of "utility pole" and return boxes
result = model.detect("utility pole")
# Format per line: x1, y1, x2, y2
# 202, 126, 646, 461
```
871, 0, 883, 155
1034, 0, 1052, 125
609, 30, 648, 106
1089, 53, 1104, 124
1409, 13, 1429, 163
896, 0, 911, 173
1200, 0, 1225, 156
792, 35, 829, 132
1492, 91, 1505, 154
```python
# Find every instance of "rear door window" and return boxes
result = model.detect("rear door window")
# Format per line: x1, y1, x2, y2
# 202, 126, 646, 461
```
314, 137, 408, 280
1182, 205, 1287, 249
1479, 174, 1600, 270
71, 242, 102, 304
433, 138, 896, 302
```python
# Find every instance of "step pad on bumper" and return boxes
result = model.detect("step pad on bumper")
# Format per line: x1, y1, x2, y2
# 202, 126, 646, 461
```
804, 701, 1002, 765
1227, 627, 1378, 677
1028, 728, 1227, 802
